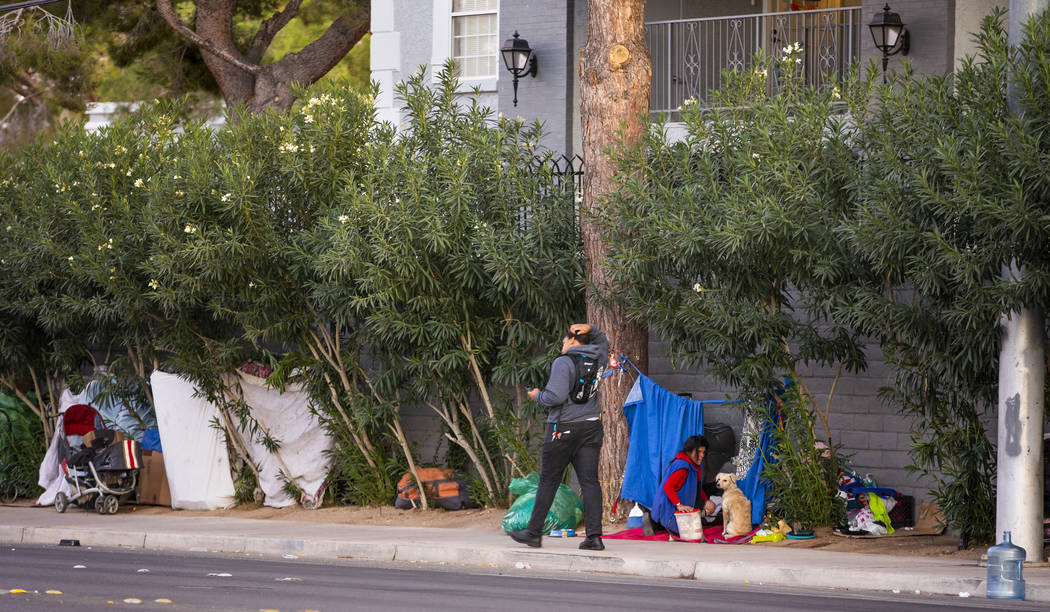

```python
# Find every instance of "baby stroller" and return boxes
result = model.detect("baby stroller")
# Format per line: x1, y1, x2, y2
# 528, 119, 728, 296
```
54, 404, 141, 515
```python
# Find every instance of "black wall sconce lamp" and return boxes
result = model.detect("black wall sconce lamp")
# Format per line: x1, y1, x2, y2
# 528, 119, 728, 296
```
500, 31, 537, 107
868, 3, 910, 83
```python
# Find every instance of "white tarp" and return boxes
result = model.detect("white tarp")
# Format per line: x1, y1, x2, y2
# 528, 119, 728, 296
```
36, 371, 331, 510
234, 372, 333, 508
150, 371, 236, 510
35, 388, 86, 506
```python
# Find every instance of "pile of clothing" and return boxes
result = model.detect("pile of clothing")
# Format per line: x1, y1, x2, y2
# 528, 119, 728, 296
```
836, 472, 911, 536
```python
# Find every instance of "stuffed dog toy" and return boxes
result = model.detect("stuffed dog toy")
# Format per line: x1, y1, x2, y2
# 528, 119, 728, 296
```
716, 472, 752, 538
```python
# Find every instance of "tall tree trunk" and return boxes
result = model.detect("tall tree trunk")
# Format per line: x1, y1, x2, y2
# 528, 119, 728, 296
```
578, 0, 650, 520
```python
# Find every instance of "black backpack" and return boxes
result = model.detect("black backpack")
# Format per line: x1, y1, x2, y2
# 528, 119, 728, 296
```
566, 353, 602, 404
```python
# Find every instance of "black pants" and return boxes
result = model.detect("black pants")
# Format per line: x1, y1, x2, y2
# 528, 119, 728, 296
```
526, 419, 604, 538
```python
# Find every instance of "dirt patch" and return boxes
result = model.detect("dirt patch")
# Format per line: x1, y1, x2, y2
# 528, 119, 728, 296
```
771, 527, 984, 560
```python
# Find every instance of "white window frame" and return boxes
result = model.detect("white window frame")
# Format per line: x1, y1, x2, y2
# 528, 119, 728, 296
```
431, 0, 498, 93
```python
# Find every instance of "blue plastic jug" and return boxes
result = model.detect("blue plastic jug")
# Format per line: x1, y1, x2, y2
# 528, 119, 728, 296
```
986, 530, 1025, 600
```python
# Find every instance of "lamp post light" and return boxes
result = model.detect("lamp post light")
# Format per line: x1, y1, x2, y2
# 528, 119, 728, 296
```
868, 3, 910, 83
500, 31, 537, 107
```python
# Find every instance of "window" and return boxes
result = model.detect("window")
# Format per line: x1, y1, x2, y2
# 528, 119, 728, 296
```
451, 0, 498, 79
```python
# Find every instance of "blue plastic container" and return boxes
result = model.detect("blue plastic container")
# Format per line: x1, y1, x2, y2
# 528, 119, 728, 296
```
986, 531, 1025, 600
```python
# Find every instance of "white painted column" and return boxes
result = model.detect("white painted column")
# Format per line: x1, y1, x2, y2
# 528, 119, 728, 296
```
370, 0, 402, 126
996, 0, 1050, 565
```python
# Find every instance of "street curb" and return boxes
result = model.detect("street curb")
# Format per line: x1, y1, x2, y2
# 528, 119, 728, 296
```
21, 527, 146, 549
0, 525, 24, 544
692, 560, 987, 597
3, 525, 1048, 603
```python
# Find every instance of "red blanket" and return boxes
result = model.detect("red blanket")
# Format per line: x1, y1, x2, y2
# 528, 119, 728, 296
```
605, 525, 759, 544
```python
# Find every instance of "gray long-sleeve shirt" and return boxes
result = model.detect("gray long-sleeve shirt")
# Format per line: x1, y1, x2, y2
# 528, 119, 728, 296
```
535, 328, 610, 423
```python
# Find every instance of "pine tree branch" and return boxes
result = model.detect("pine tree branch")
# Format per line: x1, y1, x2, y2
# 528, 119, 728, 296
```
245, 0, 303, 65
155, 0, 262, 76
268, 6, 369, 85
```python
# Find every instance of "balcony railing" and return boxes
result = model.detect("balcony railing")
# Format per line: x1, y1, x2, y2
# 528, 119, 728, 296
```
645, 7, 862, 114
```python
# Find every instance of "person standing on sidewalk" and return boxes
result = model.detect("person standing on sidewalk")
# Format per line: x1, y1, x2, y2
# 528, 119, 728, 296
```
508, 323, 610, 551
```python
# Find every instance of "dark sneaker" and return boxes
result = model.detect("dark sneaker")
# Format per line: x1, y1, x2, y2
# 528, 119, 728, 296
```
579, 535, 605, 551
508, 529, 542, 548
641, 510, 654, 537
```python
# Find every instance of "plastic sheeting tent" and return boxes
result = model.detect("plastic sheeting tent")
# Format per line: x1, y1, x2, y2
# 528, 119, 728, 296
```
233, 371, 331, 508
150, 371, 332, 509
36, 389, 87, 506
150, 371, 237, 510
37, 371, 333, 510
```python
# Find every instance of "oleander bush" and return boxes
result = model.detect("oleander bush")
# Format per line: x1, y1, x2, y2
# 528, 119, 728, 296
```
0, 63, 583, 507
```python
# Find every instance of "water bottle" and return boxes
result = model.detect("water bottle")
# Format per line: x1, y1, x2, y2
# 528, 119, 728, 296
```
626, 503, 643, 529
986, 530, 1025, 600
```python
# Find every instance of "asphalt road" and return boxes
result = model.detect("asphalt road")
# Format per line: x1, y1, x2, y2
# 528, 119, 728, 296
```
0, 544, 1042, 612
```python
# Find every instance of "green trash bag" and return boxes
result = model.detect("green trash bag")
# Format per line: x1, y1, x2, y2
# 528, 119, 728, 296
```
501, 472, 584, 533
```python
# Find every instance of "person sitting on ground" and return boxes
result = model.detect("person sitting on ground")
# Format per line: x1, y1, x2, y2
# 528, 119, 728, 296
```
645, 434, 716, 536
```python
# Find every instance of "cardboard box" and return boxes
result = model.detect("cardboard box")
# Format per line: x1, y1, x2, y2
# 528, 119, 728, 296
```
138, 449, 171, 507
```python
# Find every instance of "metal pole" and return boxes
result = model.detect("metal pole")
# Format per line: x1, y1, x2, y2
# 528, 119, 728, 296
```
998, 0, 1049, 564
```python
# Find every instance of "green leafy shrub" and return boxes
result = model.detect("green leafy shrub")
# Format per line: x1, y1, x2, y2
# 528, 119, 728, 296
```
0, 392, 44, 500
600, 49, 873, 443
761, 387, 845, 528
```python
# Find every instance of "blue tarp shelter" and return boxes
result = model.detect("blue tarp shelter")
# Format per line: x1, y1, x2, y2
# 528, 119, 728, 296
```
618, 369, 777, 526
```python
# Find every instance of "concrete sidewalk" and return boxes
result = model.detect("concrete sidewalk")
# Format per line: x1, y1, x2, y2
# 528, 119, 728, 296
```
1, 506, 1047, 602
